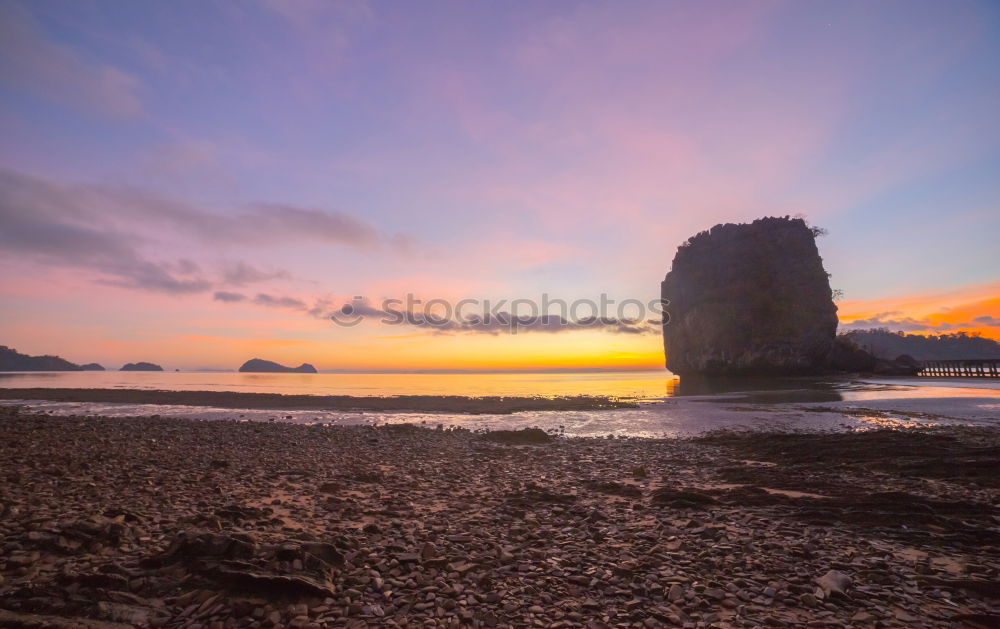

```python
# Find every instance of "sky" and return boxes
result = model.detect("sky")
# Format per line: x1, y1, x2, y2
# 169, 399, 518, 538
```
0, 0, 998, 371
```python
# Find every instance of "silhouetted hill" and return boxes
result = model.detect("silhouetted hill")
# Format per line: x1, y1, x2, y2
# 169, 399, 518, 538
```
239, 358, 317, 373
0, 345, 82, 371
661, 217, 839, 376
842, 329, 1000, 361
79, 363, 105, 371
120, 362, 163, 372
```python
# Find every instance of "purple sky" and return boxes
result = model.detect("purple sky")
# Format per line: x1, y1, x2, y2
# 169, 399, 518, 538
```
1, 0, 998, 369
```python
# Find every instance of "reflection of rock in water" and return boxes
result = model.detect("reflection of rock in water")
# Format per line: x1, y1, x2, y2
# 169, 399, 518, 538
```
671, 375, 846, 403
662, 217, 839, 376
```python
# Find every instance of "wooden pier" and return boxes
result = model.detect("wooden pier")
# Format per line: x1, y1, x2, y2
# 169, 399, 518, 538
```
919, 359, 1000, 378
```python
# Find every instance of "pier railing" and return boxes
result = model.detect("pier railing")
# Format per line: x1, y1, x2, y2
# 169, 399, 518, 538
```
919, 359, 1000, 378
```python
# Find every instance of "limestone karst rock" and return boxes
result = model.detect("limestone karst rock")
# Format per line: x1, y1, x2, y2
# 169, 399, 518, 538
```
661, 217, 840, 376
238, 358, 317, 373
0, 345, 82, 371
120, 362, 164, 371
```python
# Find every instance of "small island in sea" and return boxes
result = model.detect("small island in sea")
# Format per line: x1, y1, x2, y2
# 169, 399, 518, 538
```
238, 358, 318, 373
119, 362, 164, 372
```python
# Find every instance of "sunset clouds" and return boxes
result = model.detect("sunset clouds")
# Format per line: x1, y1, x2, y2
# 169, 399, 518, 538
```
0, 1, 997, 369
838, 282, 1000, 340
0, 168, 381, 295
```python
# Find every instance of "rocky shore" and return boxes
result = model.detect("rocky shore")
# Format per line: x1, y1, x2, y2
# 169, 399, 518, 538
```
1, 407, 998, 628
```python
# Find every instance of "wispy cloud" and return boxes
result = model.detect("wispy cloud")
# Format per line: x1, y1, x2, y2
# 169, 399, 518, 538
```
0, 4, 142, 116
220, 262, 291, 287
0, 168, 383, 294
837, 282, 1000, 339
839, 311, 1000, 333
252, 293, 308, 310
213, 291, 247, 303
0, 179, 208, 294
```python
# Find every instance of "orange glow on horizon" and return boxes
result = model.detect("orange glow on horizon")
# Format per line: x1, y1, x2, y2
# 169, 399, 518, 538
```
4, 275, 996, 371
838, 281, 1000, 341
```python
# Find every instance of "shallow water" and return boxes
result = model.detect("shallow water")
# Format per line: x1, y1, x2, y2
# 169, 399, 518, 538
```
0, 369, 676, 399
1, 369, 996, 400
4, 387, 998, 439
2, 370, 998, 437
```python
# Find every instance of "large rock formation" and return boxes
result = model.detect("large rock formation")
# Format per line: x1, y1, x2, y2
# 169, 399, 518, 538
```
661, 217, 840, 376
239, 358, 317, 373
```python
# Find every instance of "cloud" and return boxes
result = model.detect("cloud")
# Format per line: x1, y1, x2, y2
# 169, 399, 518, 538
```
96, 260, 212, 294
0, 181, 210, 294
448, 313, 658, 336
0, 168, 380, 248
838, 312, 985, 333
252, 293, 307, 310
221, 262, 291, 287
0, 168, 383, 294
315, 299, 661, 335
213, 291, 247, 303
0, 4, 142, 116
237, 203, 378, 246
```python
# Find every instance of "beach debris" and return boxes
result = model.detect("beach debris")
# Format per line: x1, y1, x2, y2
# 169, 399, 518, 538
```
481, 427, 553, 445
815, 569, 852, 597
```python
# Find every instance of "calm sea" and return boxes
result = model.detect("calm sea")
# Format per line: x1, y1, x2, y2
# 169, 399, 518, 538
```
1, 369, 998, 398
0, 369, 677, 399
1, 370, 997, 437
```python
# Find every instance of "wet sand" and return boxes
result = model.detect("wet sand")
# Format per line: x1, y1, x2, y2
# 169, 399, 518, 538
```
0, 388, 636, 414
3, 385, 998, 438
1, 405, 998, 628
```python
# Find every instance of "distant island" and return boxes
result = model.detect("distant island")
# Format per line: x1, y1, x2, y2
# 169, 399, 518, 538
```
0, 345, 102, 372
120, 362, 164, 372
238, 358, 317, 373
843, 329, 1000, 361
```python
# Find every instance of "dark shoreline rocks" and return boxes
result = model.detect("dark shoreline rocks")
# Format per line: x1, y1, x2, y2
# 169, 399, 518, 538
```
239, 358, 318, 374
828, 337, 922, 376
1, 407, 997, 628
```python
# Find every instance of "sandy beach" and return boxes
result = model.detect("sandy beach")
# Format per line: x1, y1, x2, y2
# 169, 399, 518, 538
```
2, 405, 998, 628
